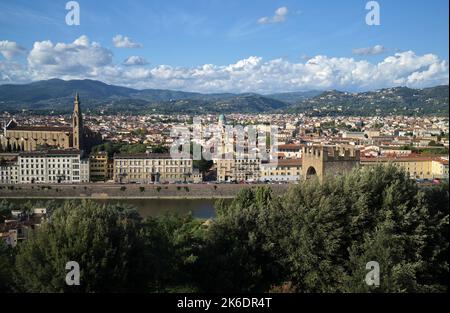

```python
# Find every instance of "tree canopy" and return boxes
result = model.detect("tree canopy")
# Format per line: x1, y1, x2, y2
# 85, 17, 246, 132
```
0, 165, 448, 293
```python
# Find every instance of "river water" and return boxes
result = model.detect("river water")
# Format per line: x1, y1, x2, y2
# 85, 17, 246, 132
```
5, 198, 223, 219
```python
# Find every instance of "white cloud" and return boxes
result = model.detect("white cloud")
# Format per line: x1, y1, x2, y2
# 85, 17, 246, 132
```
353, 45, 386, 56
112, 35, 143, 48
257, 17, 269, 24
0, 40, 26, 60
0, 35, 448, 93
0, 61, 30, 83
132, 52, 448, 93
123, 56, 149, 66
258, 6, 289, 24
27, 35, 113, 79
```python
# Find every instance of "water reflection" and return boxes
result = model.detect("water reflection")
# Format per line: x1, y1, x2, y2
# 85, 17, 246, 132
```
6, 198, 225, 219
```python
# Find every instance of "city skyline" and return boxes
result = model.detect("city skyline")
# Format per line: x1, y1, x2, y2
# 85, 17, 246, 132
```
0, 0, 449, 93
0, 0, 448, 299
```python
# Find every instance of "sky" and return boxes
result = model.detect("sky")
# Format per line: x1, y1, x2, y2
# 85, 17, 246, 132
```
0, 0, 448, 93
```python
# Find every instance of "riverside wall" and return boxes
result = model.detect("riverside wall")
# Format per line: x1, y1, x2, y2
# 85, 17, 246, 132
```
0, 183, 292, 199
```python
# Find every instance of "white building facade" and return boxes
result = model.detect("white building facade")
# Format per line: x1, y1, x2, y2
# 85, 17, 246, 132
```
15, 150, 89, 184
0, 161, 18, 184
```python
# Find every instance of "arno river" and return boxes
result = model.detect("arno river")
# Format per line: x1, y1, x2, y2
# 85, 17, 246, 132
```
5, 198, 225, 219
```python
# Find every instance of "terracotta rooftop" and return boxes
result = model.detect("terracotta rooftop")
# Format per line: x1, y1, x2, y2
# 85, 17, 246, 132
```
7, 125, 72, 132
19, 149, 81, 157
278, 144, 303, 150
361, 155, 447, 162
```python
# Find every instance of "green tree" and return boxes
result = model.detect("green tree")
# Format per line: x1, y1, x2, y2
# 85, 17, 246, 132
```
150, 144, 169, 154
196, 187, 287, 292
14, 200, 147, 292
0, 241, 15, 292
191, 142, 213, 174
280, 165, 448, 293
0, 200, 14, 223
205, 165, 448, 293
193, 158, 213, 173
142, 214, 206, 292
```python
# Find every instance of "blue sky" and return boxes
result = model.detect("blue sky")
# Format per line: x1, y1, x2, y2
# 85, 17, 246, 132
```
0, 0, 448, 93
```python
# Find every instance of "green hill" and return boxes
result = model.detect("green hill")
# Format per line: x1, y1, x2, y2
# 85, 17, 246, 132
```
0, 79, 447, 115
287, 85, 449, 116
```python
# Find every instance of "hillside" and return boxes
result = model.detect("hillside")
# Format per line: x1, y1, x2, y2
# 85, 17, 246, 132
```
0, 79, 291, 113
0, 79, 447, 115
266, 90, 322, 103
287, 85, 449, 116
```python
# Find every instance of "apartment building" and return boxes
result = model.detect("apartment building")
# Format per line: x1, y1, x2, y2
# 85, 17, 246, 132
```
0, 157, 18, 184
113, 153, 194, 183
275, 144, 303, 159
360, 155, 449, 180
89, 151, 109, 181
260, 159, 302, 182
14, 150, 89, 184
215, 157, 261, 182
432, 158, 449, 179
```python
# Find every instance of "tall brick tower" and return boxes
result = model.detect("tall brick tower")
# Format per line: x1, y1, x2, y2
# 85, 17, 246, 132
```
72, 92, 83, 150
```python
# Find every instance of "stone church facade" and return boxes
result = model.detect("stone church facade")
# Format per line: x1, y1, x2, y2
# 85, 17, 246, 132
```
0, 93, 100, 153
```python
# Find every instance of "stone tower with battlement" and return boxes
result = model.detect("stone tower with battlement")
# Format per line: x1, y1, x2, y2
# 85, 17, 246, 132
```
301, 145, 360, 181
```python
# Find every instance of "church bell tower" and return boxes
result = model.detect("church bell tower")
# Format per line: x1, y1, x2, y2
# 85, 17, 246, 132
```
72, 92, 83, 150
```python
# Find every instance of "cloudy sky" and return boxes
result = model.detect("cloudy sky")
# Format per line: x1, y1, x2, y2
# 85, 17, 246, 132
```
0, 0, 448, 93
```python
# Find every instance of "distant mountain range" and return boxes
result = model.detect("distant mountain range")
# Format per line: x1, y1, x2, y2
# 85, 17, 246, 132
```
286, 85, 449, 116
0, 79, 448, 116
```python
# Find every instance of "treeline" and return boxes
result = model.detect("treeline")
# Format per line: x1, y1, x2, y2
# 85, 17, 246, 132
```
0, 165, 448, 293
91, 142, 169, 157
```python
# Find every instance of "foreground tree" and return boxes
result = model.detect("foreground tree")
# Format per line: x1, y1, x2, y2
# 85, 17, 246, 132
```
196, 188, 288, 292
14, 200, 147, 292
284, 165, 448, 292
204, 165, 448, 293
141, 214, 206, 292
0, 241, 14, 292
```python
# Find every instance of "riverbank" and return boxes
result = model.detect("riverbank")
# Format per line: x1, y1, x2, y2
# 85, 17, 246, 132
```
0, 183, 292, 199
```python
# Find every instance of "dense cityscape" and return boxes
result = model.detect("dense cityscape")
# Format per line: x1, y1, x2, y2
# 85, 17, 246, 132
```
0, 0, 448, 304
0, 93, 448, 252
0, 96, 448, 185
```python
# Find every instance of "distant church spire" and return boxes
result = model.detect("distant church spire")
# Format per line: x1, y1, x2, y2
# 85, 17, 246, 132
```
72, 92, 83, 150
75, 92, 80, 105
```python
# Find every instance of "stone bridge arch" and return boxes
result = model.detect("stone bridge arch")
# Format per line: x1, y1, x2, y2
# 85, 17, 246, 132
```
306, 166, 317, 178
